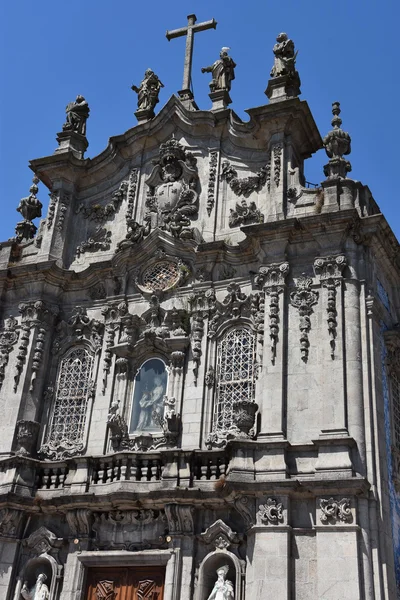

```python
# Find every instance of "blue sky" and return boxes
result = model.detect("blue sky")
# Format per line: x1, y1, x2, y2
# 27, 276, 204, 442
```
1, 0, 399, 242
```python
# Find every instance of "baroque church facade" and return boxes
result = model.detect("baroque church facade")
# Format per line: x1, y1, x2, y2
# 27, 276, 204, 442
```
0, 17, 399, 600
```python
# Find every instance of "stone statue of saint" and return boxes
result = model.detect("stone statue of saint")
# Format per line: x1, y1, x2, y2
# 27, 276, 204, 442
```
202, 48, 236, 92
270, 33, 297, 78
62, 95, 90, 136
137, 375, 165, 430
207, 566, 234, 600
132, 69, 164, 112
21, 573, 50, 600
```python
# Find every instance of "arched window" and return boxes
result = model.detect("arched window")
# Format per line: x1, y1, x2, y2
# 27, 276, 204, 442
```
213, 327, 256, 433
44, 347, 94, 458
130, 358, 168, 434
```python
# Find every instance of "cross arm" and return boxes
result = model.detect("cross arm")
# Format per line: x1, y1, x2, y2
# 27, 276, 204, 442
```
166, 27, 187, 41
192, 18, 217, 33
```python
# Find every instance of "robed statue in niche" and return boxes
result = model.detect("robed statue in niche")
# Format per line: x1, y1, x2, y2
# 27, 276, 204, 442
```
21, 573, 50, 600
130, 359, 168, 433
207, 566, 234, 600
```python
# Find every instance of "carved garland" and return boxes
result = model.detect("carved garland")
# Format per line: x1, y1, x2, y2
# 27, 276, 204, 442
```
255, 262, 289, 363
290, 275, 319, 361
47, 192, 58, 229
206, 151, 218, 216
77, 180, 129, 222
101, 302, 128, 394
221, 160, 270, 197
56, 201, 68, 231
14, 321, 31, 392
126, 168, 139, 223
0, 317, 19, 391
314, 255, 347, 359
273, 143, 283, 187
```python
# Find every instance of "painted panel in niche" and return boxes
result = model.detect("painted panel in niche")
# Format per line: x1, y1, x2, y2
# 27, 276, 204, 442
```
129, 359, 168, 434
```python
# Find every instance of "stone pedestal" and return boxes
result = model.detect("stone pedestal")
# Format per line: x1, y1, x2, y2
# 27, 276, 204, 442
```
178, 89, 199, 111
135, 107, 155, 123
265, 72, 301, 103
55, 130, 88, 159
208, 89, 232, 111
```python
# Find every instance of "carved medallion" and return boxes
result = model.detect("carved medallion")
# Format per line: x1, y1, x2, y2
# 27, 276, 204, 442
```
137, 579, 159, 600
95, 580, 117, 600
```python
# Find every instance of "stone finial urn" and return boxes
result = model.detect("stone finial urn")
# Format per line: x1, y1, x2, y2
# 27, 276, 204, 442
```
16, 420, 40, 456
233, 401, 258, 436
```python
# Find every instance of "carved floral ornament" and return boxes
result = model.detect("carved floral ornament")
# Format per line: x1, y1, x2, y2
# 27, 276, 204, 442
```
257, 497, 284, 525
0, 316, 19, 391
384, 328, 400, 377
319, 497, 352, 523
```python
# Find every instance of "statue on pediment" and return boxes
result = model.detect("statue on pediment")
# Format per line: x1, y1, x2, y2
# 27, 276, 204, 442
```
145, 139, 199, 239
132, 69, 164, 112
62, 95, 89, 136
202, 47, 236, 92
270, 33, 297, 78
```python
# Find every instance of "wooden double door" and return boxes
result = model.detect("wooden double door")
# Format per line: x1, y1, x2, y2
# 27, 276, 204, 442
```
85, 567, 165, 600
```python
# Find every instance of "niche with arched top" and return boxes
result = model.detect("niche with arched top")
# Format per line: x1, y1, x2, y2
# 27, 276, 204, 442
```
196, 549, 244, 600
16, 553, 60, 600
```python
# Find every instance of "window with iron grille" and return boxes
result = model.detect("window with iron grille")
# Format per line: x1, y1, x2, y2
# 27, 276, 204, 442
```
213, 327, 256, 432
47, 347, 94, 449
392, 371, 400, 450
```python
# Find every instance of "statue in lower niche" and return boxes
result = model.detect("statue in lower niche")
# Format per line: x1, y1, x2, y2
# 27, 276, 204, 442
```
62, 95, 90, 135
21, 573, 50, 600
207, 565, 234, 600
270, 33, 297, 78
202, 47, 236, 92
132, 69, 164, 112
137, 375, 165, 430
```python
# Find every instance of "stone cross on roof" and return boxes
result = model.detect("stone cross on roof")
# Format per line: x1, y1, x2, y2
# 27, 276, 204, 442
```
166, 13, 217, 110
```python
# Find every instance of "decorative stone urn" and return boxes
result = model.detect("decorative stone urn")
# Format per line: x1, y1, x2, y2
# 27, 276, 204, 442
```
233, 401, 258, 436
16, 420, 40, 456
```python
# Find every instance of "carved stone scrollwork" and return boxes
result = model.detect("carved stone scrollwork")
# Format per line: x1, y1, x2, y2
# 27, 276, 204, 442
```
233, 496, 255, 529
16, 420, 40, 456
319, 497, 352, 523
229, 198, 264, 228
92, 510, 164, 550
199, 519, 240, 550
0, 316, 19, 391
255, 262, 289, 363
47, 192, 58, 229
65, 509, 92, 538
258, 497, 284, 525
145, 138, 199, 240
314, 255, 347, 359
221, 160, 270, 198
207, 151, 218, 216
165, 504, 195, 535
290, 275, 319, 362
126, 169, 138, 222
13, 321, 30, 392
0, 508, 23, 538
66, 306, 104, 352
205, 366, 215, 387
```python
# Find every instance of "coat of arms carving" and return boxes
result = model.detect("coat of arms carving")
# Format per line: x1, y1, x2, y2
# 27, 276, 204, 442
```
145, 138, 199, 239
